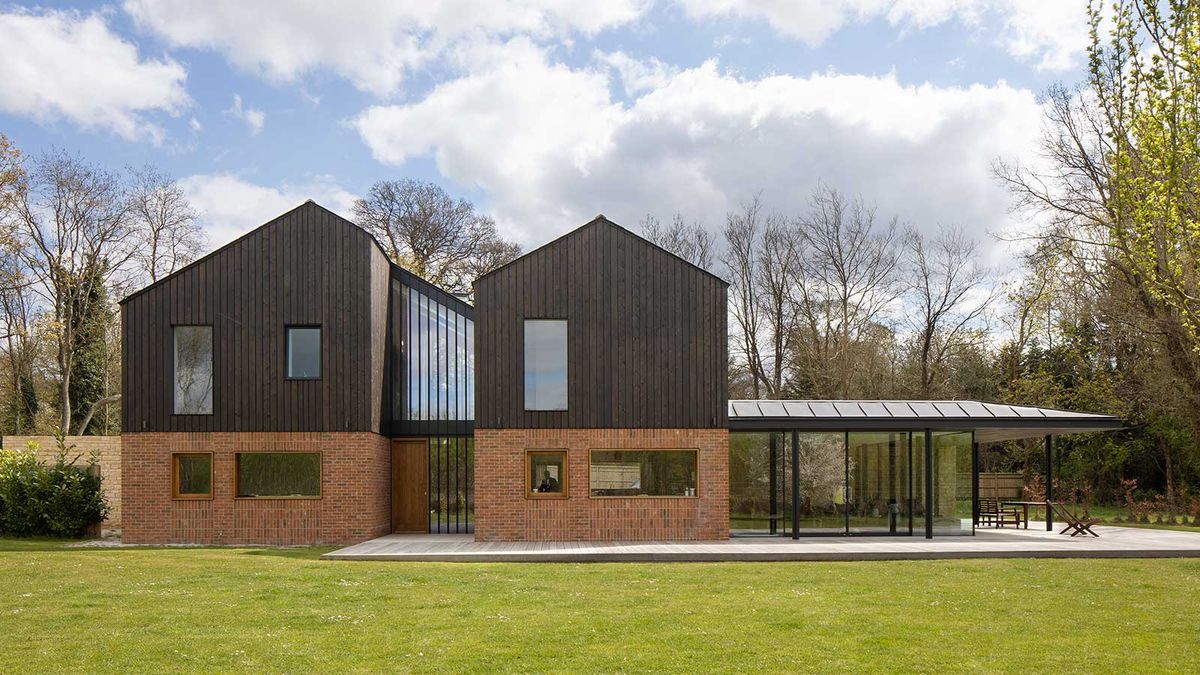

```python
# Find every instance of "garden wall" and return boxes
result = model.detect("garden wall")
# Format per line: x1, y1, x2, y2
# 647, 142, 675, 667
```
0, 435, 122, 528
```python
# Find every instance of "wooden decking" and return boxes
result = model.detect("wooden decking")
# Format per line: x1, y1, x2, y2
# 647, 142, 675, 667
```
322, 523, 1200, 562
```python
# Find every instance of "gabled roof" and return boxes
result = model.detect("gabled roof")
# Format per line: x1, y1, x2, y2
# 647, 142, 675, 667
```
728, 399, 1123, 443
472, 214, 729, 286
119, 200, 472, 312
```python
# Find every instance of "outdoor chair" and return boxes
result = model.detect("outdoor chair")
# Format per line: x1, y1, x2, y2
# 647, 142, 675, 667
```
977, 497, 1025, 528
1051, 502, 1101, 537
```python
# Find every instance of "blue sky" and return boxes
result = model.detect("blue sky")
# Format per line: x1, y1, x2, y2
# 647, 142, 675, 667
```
0, 1, 1089, 256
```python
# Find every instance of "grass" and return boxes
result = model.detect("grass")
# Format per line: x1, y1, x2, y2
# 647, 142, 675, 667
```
3, 539, 1200, 673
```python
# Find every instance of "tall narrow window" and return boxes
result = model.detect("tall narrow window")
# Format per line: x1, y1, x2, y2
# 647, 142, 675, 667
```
286, 326, 321, 379
174, 325, 213, 415
524, 319, 567, 411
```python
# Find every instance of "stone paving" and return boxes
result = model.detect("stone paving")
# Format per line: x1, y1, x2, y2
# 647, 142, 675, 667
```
323, 522, 1200, 562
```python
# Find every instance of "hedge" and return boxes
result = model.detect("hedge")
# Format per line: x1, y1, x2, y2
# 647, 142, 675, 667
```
0, 441, 110, 538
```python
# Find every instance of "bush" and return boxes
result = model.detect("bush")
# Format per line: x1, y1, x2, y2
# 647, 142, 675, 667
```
0, 442, 109, 538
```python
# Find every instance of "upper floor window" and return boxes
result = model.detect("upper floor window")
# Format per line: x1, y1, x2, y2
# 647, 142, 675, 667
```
173, 325, 213, 415
524, 319, 567, 411
286, 326, 321, 379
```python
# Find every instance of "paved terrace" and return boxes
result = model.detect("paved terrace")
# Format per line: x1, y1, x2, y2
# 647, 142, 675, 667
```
322, 523, 1200, 562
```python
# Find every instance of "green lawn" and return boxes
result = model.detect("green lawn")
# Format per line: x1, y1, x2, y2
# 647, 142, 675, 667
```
2, 539, 1199, 673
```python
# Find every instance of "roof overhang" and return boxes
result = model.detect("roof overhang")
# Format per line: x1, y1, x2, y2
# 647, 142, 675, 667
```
727, 400, 1123, 443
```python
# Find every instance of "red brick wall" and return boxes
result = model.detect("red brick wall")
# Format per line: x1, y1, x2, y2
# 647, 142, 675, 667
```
475, 428, 729, 541
122, 432, 390, 545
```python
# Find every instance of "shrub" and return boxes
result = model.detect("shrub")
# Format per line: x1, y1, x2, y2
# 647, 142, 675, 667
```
0, 441, 109, 538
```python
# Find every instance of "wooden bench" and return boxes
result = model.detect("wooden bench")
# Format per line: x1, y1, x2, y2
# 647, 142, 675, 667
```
977, 497, 1026, 528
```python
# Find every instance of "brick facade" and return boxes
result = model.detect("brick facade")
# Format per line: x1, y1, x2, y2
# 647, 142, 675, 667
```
475, 428, 729, 541
2, 435, 123, 528
121, 432, 390, 545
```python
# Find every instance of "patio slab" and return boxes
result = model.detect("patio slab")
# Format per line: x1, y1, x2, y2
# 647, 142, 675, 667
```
322, 523, 1200, 562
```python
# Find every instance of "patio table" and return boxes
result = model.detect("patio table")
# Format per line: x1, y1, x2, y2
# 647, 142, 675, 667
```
1000, 500, 1048, 529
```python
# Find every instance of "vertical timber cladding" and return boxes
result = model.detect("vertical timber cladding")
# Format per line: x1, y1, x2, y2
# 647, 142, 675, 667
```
474, 216, 729, 430
473, 216, 730, 541
119, 201, 391, 434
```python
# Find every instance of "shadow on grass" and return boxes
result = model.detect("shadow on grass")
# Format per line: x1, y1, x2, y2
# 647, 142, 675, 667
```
1, 537, 339, 559
240, 546, 337, 560
0, 537, 76, 553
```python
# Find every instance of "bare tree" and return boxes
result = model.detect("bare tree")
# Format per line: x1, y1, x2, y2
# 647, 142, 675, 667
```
127, 165, 204, 284
723, 196, 767, 398
641, 212, 716, 271
0, 251, 41, 434
7, 150, 133, 434
352, 179, 520, 294
904, 225, 996, 398
792, 184, 901, 399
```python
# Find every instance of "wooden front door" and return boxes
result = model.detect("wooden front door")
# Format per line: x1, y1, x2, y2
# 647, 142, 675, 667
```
391, 439, 429, 533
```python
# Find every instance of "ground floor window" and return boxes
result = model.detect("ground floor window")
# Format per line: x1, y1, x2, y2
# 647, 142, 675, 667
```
172, 453, 213, 499
527, 450, 567, 498
589, 449, 698, 497
235, 452, 321, 498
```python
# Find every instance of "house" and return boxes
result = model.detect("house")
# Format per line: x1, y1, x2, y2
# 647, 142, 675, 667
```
120, 201, 1121, 545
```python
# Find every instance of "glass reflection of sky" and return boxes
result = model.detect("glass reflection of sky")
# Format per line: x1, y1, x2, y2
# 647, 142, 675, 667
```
403, 284, 474, 421
524, 319, 567, 411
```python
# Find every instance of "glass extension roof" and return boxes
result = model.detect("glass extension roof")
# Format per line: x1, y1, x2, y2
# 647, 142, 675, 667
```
728, 400, 1123, 443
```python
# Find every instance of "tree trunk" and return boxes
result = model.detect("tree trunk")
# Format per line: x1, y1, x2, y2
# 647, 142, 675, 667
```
74, 394, 121, 436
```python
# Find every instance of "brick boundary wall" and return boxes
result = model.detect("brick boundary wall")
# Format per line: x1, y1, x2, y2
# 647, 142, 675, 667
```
475, 428, 729, 541
1, 435, 123, 528
122, 432, 390, 545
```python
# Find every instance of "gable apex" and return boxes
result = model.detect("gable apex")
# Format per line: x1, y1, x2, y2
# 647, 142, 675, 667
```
473, 213, 728, 286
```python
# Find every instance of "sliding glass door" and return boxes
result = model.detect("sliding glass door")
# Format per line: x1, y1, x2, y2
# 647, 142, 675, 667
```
794, 432, 846, 534
730, 429, 973, 537
847, 432, 913, 535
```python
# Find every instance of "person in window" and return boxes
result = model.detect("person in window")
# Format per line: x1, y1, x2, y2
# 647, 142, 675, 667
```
537, 468, 560, 493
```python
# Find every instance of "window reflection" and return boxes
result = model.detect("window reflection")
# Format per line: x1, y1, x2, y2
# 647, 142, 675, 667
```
395, 282, 474, 421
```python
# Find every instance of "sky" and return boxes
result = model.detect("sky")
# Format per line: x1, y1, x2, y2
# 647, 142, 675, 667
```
0, 1, 1091, 266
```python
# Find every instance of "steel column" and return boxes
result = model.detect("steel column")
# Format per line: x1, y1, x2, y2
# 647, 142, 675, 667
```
1045, 434, 1054, 531
924, 428, 934, 539
769, 433, 778, 535
791, 429, 800, 540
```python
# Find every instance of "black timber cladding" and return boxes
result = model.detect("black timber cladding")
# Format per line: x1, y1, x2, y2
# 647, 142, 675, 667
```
120, 201, 409, 433
473, 216, 728, 429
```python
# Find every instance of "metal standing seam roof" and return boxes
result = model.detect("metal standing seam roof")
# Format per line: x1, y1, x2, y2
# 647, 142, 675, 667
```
728, 400, 1123, 443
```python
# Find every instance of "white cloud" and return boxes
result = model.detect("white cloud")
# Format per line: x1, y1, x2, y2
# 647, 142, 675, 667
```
179, 173, 357, 248
188, 117, 203, 132
354, 44, 1043, 267
122, 0, 650, 96
223, 94, 265, 135
594, 51, 679, 94
0, 9, 188, 142
675, 0, 1090, 72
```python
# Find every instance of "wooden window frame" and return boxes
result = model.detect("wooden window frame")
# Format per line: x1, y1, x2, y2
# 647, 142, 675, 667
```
171, 452, 214, 500
525, 449, 569, 499
587, 448, 700, 499
284, 325, 322, 381
233, 451, 323, 500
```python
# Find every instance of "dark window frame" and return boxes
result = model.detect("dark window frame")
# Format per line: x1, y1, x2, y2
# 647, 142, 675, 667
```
523, 317, 568, 412
172, 324, 214, 416
284, 325, 322, 381
233, 451, 323, 500
171, 452, 214, 500
525, 449, 569, 499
